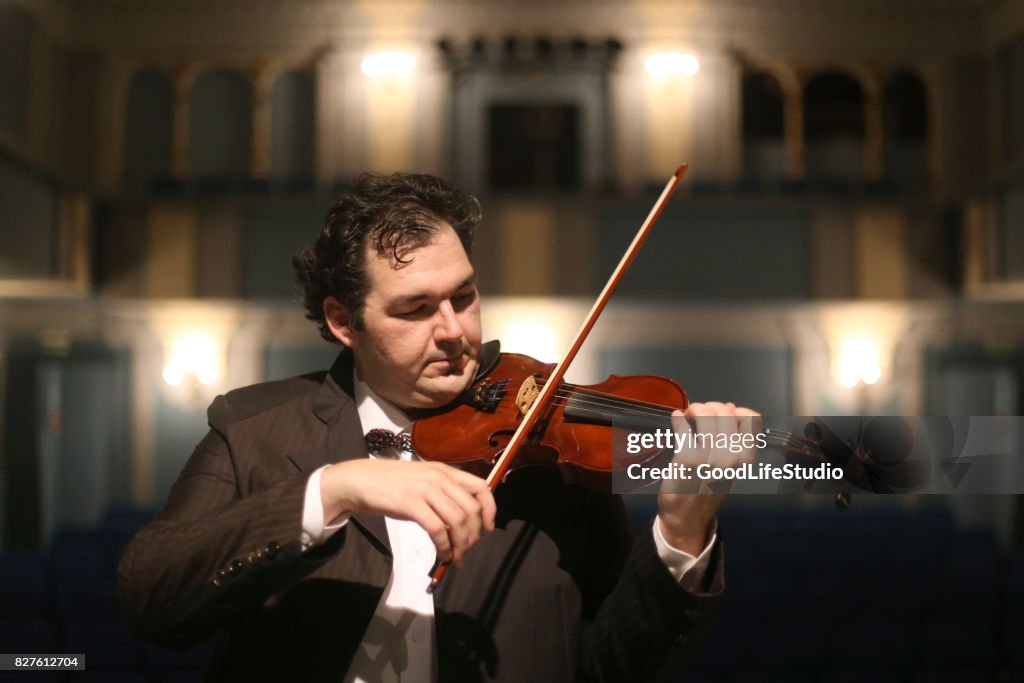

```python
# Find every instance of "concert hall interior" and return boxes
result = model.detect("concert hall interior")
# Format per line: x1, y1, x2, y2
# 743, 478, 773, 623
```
1, 0, 1023, 681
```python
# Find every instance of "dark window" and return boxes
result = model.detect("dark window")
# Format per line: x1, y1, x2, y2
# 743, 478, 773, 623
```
804, 72, 864, 140
883, 71, 928, 142
270, 69, 315, 186
189, 69, 253, 183
742, 71, 785, 141
488, 104, 578, 190
124, 69, 173, 192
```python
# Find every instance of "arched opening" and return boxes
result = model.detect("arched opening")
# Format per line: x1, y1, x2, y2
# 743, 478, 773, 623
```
883, 70, 928, 188
123, 69, 173, 192
189, 69, 252, 185
269, 69, 315, 188
804, 71, 864, 183
741, 70, 785, 183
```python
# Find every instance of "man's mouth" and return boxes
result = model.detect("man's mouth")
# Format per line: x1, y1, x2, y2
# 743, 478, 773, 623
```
431, 353, 464, 367
429, 350, 474, 378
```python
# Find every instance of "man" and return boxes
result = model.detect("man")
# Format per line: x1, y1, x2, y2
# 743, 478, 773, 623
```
118, 172, 760, 682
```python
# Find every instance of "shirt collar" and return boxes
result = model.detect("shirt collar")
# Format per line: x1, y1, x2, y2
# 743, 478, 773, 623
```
354, 368, 413, 437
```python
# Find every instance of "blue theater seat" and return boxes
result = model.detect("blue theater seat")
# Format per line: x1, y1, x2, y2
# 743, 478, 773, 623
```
63, 620, 146, 670
826, 620, 915, 671
51, 529, 107, 583
0, 552, 50, 618
0, 618, 56, 652
55, 578, 119, 621
915, 616, 995, 669
146, 640, 215, 671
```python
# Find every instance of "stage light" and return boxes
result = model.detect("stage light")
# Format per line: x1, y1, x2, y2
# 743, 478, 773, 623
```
163, 331, 222, 387
644, 52, 699, 78
361, 51, 416, 77
836, 337, 882, 388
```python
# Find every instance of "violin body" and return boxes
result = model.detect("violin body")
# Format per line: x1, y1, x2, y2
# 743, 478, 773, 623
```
411, 352, 689, 487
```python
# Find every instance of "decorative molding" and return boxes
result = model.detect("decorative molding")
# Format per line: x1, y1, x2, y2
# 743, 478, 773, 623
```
436, 35, 623, 73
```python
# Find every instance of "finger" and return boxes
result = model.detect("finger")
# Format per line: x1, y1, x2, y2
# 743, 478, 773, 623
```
421, 491, 468, 565
412, 503, 452, 563
733, 407, 764, 436
439, 465, 496, 533
684, 403, 722, 443
670, 408, 690, 438
672, 410, 712, 469
684, 403, 714, 418
446, 465, 493, 495
439, 479, 484, 548
476, 488, 497, 532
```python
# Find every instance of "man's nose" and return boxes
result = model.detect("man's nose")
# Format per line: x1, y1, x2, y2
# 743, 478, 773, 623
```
434, 300, 463, 341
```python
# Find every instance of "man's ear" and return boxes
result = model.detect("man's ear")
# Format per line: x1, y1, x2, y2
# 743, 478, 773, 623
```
323, 296, 357, 347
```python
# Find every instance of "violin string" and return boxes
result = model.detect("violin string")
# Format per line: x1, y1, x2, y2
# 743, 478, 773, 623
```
506, 379, 805, 445
533, 381, 678, 416
502, 385, 673, 418
535, 390, 675, 419
540, 386, 803, 448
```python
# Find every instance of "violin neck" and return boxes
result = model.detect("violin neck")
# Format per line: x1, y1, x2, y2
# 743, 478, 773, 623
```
560, 384, 809, 457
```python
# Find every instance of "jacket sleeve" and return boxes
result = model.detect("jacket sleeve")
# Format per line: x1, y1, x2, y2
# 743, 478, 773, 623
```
576, 496, 724, 682
116, 395, 343, 648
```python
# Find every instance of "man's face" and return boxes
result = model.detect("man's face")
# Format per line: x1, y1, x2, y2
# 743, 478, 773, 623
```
326, 222, 482, 411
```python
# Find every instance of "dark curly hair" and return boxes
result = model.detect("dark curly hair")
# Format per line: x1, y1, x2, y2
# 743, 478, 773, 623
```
293, 172, 482, 344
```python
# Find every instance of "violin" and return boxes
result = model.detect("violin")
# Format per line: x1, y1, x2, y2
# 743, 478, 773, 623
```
412, 351, 688, 486
411, 350, 830, 490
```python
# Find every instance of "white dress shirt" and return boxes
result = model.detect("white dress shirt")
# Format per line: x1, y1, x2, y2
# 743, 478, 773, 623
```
300, 370, 717, 682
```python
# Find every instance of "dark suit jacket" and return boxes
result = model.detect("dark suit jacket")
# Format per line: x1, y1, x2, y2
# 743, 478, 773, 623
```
118, 345, 724, 682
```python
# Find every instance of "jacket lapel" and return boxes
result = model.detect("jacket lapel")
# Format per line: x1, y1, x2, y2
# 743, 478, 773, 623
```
287, 350, 391, 556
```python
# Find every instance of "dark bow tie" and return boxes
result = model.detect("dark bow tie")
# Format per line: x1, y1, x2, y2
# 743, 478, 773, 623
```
365, 428, 413, 455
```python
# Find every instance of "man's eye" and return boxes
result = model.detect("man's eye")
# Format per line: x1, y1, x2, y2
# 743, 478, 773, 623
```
398, 305, 426, 318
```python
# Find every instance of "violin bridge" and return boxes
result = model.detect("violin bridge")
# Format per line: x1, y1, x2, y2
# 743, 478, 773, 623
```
515, 375, 541, 416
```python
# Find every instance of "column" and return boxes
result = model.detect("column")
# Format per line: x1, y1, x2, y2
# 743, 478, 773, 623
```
170, 63, 194, 179
144, 204, 197, 297
365, 50, 417, 172
643, 56, 694, 181
314, 46, 338, 187
609, 47, 646, 192
689, 50, 743, 182
250, 61, 275, 180
102, 58, 132, 193
781, 74, 805, 181
855, 207, 907, 298
862, 75, 884, 182
919, 62, 947, 194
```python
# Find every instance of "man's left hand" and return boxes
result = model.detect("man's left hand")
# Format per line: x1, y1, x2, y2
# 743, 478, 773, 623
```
656, 402, 761, 556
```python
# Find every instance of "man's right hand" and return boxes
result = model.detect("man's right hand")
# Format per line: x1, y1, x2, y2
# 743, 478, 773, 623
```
319, 459, 497, 566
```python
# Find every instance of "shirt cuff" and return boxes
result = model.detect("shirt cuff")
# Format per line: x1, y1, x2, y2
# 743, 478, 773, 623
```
652, 516, 718, 589
301, 465, 349, 551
